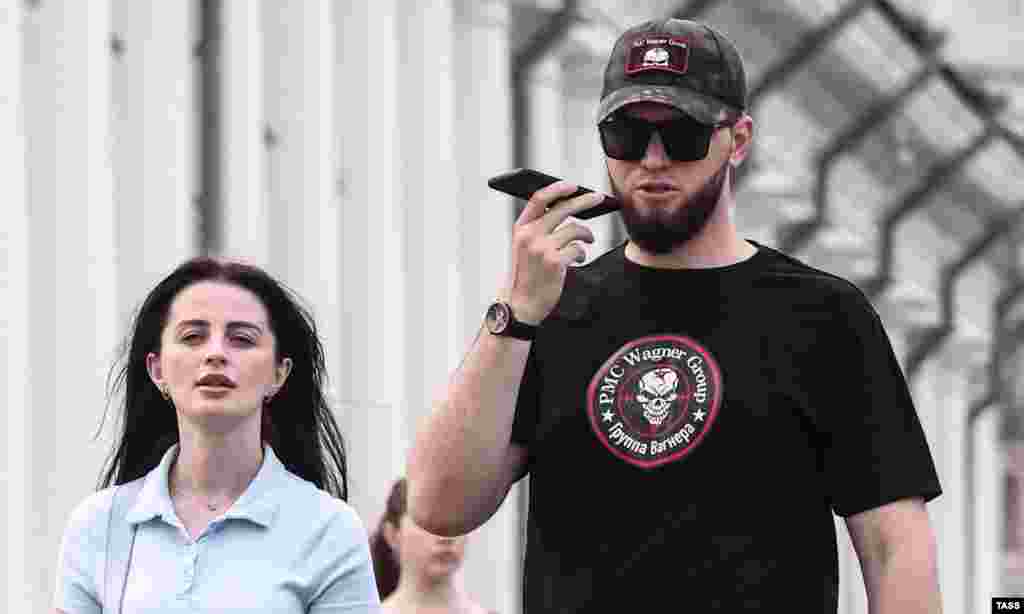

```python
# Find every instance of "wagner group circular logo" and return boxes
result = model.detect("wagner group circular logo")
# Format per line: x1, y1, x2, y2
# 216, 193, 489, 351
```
587, 334, 723, 469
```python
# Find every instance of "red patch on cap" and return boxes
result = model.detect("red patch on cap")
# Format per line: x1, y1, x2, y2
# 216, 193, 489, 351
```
625, 35, 690, 76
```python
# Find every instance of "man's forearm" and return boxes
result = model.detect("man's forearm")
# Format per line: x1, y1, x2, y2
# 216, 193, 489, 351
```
407, 329, 531, 536
863, 542, 942, 614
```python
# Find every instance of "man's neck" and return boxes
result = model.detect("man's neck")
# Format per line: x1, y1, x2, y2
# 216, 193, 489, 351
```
622, 185, 757, 270
624, 225, 756, 270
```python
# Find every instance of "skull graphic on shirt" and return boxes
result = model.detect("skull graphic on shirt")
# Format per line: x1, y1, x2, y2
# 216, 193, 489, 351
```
635, 367, 679, 426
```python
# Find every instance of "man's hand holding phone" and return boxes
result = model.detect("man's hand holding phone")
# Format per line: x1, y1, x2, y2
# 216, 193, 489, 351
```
503, 182, 603, 325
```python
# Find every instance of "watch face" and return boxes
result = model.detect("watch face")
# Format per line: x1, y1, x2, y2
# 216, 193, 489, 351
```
486, 302, 511, 334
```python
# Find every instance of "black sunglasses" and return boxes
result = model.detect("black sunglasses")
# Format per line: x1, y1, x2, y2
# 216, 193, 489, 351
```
598, 112, 731, 162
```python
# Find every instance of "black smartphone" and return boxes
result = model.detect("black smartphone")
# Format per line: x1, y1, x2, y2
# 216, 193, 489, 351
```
487, 168, 622, 220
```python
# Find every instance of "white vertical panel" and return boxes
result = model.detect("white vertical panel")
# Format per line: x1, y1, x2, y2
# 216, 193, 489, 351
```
110, 0, 195, 325
835, 515, 867, 614
911, 337, 986, 614
221, 0, 269, 266
0, 1, 30, 610
562, 52, 616, 259
528, 55, 568, 176
261, 0, 341, 458
397, 0, 461, 443
22, 0, 116, 607
910, 358, 946, 612
453, 0, 513, 355
923, 340, 980, 614
452, 2, 519, 611
333, 0, 408, 525
975, 409, 1003, 612
884, 326, 949, 614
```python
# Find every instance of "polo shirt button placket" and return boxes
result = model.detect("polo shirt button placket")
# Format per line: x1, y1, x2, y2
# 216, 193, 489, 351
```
181, 542, 198, 596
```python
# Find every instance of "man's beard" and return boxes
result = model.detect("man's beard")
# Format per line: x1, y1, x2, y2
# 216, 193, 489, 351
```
613, 160, 730, 255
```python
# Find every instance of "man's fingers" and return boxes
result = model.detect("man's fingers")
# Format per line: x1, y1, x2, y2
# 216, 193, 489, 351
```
557, 242, 588, 266
540, 191, 606, 233
515, 181, 580, 226
549, 222, 596, 250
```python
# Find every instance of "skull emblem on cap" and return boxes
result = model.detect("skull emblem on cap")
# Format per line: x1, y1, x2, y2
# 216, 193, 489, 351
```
642, 46, 670, 67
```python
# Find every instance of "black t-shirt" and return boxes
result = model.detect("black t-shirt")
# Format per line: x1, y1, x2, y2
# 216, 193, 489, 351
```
510, 241, 941, 613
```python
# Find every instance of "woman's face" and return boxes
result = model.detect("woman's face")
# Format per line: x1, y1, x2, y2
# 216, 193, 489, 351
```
146, 281, 291, 433
386, 513, 468, 582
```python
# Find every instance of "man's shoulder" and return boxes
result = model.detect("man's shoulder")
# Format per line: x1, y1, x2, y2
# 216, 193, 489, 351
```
548, 241, 876, 318
751, 243, 871, 306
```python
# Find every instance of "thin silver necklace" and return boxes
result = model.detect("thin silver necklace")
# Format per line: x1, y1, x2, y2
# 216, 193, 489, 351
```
171, 481, 225, 512
198, 492, 228, 512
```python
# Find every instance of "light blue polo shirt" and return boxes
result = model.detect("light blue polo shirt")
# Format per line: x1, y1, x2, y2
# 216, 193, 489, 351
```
54, 444, 380, 613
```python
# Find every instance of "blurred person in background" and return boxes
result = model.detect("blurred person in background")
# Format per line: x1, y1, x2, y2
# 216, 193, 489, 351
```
371, 478, 492, 614
54, 257, 378, 613
409, 17, 943, 613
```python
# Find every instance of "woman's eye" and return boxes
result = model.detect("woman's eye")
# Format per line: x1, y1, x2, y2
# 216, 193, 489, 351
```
232, 336, 255, 345
181, 333, 202, 343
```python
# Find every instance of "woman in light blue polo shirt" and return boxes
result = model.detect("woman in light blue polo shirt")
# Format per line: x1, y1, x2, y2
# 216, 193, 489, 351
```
55, 258, 379, 613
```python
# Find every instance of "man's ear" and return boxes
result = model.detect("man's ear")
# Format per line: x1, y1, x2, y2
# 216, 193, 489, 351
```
728, 114, 754, 168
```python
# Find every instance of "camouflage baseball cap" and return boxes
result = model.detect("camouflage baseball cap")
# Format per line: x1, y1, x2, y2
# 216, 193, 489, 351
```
597, 19, 747, 126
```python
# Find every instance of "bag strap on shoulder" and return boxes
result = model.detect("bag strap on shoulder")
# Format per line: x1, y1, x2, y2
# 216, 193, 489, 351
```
103, 480, 143, 614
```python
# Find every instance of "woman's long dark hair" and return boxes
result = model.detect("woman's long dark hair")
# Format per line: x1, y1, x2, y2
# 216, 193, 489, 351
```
370, 478, 407, 598
97, 257, 348, 499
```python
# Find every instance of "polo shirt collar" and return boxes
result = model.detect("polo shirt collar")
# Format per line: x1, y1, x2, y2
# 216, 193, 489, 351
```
125, 443, 286, 528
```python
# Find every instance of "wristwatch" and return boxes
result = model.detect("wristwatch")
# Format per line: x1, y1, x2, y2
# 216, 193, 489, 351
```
484, 301, 537, 341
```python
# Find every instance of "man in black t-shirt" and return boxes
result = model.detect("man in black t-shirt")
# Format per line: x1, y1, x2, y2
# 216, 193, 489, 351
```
408, 17, 942, 613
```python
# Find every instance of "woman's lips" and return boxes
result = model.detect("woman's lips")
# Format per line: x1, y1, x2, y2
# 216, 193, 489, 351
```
433, 550, 461, 564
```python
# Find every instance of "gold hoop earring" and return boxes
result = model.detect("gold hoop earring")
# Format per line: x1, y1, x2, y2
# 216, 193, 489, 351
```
159, 384, 170, 401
